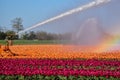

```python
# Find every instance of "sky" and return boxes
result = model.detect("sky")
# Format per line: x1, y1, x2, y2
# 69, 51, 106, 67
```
0, 0, 120, 35
0, 0, 91, 30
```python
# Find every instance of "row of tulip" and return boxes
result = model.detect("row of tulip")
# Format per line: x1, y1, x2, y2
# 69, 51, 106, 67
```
1, 45, 120, 59
0, 59, 120, 78
0, 59, 120, 66
1, 68, 120, 77
0, 59, 120, 67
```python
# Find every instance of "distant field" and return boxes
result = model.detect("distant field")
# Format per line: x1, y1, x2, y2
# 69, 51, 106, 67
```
0, 40, 66, 45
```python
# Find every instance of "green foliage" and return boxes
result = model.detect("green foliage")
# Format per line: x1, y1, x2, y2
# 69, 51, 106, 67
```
36, 75, 44, 80
78, 76, 87, 80
6, 30, 18, 40
4, 75, 16, 80
17, 75, 25, 80
0, 30, 18, 40
0, 31, 6, 40
0, 75, 119, 80
0, 40, 66, 45
92, 76, 99, 80
44, 76, 52, 80
109, 76, 120, 80
57, 75, 67, 80
0, 75, 5, 80
68, 75, 77, 80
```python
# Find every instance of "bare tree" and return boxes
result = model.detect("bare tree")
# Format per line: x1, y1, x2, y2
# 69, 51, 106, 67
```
12, 17, 24, 33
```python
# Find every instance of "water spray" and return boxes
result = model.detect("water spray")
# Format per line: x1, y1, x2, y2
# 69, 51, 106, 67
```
18, 0, 111, 34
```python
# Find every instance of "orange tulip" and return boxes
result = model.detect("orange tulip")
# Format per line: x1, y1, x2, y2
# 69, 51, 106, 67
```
0, 44, 120, 59
0, 45, 2, 54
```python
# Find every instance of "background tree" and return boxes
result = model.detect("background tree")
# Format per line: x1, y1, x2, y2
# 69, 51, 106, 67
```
6, 30, 16, 40
22, 32, 29, 40
0, 31, 6, 40
12, 17, 24, 33
36, 31, 48, 40
0, 26, 6, 40
28, 31, 36, 40
0, 26, 3, 32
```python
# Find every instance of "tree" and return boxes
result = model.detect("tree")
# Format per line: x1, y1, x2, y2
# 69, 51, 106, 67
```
0, 26, 7, 40
0, 31, 6, 40
36, 31, 48, 40
12, 17, 24, 33
28, 31, 36, 40
0, 26, 3, 32
6, 30, 17, 40
22, 32, 29, 40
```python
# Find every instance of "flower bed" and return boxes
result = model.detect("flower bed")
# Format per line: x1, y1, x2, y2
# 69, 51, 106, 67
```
0, 58, 120, 79
1, 45, 120, 59
0, 44, 120, 79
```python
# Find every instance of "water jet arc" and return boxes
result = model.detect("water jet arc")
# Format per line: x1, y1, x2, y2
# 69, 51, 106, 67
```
18, 0, 111, 34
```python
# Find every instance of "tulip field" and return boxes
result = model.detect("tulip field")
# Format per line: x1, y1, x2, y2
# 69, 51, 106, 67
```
0, 44, 120, 80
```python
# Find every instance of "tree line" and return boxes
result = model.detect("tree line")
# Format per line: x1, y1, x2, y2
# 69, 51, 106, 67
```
0, 30, 71, 40
21, 31, 71, 40
0, 17, 71, 40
